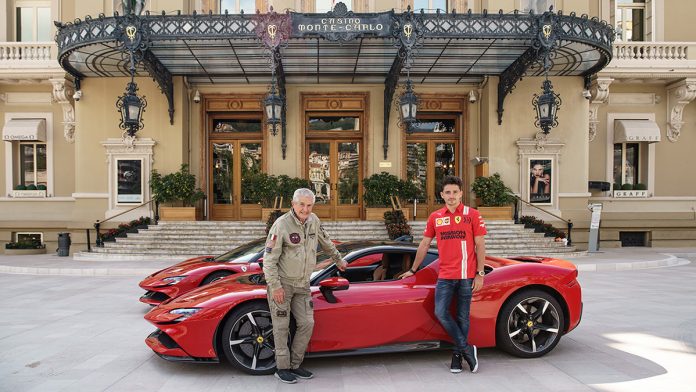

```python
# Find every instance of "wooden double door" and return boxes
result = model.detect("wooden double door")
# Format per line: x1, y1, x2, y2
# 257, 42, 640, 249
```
405, 140, 459, 220
209, 139, 263, 220
306, 140, 362, 220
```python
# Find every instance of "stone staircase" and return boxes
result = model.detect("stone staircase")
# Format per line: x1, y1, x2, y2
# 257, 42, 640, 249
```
74, 220, 388, 261
411, 220, 583, 258
75, 219, 581, 261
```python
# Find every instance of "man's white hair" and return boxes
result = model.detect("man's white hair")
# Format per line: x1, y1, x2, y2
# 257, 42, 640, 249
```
292, 188, 316, 203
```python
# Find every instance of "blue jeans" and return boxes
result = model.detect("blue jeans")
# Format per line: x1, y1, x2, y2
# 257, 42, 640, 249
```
434, 278, 474, 355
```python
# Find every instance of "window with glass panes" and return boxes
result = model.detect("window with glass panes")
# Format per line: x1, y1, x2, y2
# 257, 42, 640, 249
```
15, 1, 51, 42
613, 143, 640, 186
519, 0, 554, 13
17, 142, 47, 187
315, 0, 352, 12
220, 0, 256, 14
414, 0, 447, 11
615, 0, 645, 42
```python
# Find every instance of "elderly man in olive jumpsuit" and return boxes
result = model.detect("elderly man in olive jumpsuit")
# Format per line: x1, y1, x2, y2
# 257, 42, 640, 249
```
263, 188, 346, 384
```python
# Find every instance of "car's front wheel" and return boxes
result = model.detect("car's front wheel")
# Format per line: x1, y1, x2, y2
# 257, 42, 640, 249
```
496, 290, 565, 358
220, 302, 277, 375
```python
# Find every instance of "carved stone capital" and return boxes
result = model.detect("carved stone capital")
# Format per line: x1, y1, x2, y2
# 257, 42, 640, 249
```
667, 78, 696, 142
588, 77, 613, 142
49, 78, 76, 144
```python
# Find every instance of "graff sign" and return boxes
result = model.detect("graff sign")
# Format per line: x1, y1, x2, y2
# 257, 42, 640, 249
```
292, 13, 392, 39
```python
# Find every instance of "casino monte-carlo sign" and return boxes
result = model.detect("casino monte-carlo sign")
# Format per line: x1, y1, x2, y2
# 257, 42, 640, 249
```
292, 11, 392, 40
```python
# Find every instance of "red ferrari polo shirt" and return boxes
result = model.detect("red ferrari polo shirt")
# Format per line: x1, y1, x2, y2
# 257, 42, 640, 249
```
423, 203, 487, 279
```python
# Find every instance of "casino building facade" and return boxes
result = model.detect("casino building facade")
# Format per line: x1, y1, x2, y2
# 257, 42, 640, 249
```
1, 0, 695, 252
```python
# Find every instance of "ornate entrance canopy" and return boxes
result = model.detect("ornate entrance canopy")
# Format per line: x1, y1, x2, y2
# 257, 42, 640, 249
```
55, 3, 614, 154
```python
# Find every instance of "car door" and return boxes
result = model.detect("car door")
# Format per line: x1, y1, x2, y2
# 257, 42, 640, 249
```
308, 250, 438, 353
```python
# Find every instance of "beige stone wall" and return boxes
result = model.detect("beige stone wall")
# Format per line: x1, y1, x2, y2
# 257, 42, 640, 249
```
663, 0, 696, 42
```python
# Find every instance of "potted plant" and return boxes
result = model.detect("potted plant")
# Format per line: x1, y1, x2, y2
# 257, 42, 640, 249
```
384, 210, 412, 240
363, 172, 415, 220
471, 173, 516, 220
151, 164, 206, 221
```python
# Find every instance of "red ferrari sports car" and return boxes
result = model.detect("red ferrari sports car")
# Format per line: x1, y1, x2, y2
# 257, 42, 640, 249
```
138, 238, 266, 305
144, 241, 582, 375
139, 238, 367, 305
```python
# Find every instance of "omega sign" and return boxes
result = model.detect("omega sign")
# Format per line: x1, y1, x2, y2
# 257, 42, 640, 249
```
292, 13, 391, 39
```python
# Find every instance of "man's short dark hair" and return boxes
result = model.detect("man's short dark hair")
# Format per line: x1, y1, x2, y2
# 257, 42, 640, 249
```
440, 175, 463, 192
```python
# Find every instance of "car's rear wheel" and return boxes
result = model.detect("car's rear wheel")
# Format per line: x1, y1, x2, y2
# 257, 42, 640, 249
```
220, 302, 277, 375
496, 290, 565, 358
201, 271, 232, 285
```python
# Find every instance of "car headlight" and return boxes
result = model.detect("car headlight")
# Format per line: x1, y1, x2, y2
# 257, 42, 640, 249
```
161, 276, 187, 285
169, 308, 202, 321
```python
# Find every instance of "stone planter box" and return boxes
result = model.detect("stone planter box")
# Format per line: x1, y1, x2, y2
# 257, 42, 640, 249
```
477, 206, 514, 220
365, 208, 412, 221
4, 247, 47, 255
160, 206, 199, 221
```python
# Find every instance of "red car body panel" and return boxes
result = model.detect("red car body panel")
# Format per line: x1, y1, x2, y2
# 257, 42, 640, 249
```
144, 253, 581, 361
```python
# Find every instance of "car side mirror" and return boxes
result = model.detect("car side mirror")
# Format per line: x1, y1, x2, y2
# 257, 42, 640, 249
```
319, 277, 349, 304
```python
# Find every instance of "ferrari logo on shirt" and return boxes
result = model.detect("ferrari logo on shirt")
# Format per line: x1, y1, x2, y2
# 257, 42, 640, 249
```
454, 216, 461, 224
436, 217, 450, 227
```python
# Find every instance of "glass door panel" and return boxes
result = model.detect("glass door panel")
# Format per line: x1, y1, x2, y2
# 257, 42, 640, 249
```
434, 143, 456, 204
240, 143, 262, 204
212, 143, 233, 205
406, 143, 428, 204
337, 142, 359, 205
308, 142, 331, 205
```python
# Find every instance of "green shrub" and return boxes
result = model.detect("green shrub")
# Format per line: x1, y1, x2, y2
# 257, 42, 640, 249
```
26, 184, 37, 190
14, 184, 26, 190
265, 209, 285, 234
621, 183, 634, 190
613, 183, 621, 191
5, 241, 45, 249
634, 183, 647, 190
363, 172, 422, 207
150, 164, 205, 207
471, 173, 515, 207
37, 184, 47, 190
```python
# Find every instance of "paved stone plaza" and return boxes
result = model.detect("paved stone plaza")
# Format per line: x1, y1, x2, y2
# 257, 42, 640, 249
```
1, 250, 695, 392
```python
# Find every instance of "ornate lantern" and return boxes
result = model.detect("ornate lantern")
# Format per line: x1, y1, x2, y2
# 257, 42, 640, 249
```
532, 78, 562, 134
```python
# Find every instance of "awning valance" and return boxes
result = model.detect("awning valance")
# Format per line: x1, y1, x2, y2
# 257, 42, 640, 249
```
615, 120, 661, 143
2, 119, 46, 142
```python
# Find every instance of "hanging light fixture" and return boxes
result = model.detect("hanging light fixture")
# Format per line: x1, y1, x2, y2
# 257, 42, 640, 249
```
116, 72, 146, 137
264, 76, 282, 136
399, 78, 419, 129
532, 77, 561, 135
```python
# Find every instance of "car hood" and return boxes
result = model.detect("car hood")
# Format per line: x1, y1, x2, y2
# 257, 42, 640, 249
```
158, 271, 267, 308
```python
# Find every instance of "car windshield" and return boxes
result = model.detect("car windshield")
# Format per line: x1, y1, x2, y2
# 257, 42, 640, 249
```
309, 244, 362, 280
213, 238, 266, 263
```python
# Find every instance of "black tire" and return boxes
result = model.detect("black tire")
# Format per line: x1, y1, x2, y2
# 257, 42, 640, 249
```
220, 302, 277, 375
201, 271, 232, 285
496, 289, 565, 358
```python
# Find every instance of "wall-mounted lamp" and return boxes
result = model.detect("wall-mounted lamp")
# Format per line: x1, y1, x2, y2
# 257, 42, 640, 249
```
193, 90, 201, 103
468, 90, 477, 103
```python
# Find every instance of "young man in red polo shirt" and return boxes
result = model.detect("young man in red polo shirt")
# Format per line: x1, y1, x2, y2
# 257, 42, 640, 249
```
400, 175, 487, 373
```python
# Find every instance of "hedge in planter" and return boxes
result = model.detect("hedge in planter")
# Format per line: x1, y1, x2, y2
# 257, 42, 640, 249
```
363, 172, 421, 207
471, 173, 515, 207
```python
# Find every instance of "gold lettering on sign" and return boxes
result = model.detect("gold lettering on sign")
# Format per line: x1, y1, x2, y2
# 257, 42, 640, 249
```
404, 23, 413, 39
542, 24, 552, 39
126, 25, 137, 41
268, 24, 277, 40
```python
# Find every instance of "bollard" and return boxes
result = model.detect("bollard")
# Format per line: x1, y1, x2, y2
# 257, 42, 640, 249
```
57, 232, 71, 257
